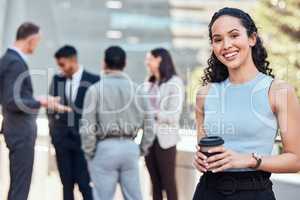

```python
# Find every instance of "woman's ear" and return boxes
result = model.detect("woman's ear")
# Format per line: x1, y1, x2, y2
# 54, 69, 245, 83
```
249, 32, 257, 47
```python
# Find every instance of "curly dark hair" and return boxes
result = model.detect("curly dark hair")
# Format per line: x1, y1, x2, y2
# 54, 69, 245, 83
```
202, 7, 274, 85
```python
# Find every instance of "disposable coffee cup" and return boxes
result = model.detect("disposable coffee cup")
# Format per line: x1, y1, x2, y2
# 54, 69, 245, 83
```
198, 136, 224, 157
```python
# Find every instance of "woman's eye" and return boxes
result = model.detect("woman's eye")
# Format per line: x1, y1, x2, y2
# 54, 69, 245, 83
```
231, 34, 239, 38
213, 38, 222, 43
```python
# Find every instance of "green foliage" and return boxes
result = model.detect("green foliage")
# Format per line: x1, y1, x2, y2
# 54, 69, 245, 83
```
186, 67, 204, 106
255, 0, 300, 96
187, 0, 300, 109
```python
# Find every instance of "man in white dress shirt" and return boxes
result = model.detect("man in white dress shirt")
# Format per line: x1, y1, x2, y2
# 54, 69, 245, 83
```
47, 45, 99, 200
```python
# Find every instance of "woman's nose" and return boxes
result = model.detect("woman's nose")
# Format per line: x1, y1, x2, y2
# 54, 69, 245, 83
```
223, 38, 232, 50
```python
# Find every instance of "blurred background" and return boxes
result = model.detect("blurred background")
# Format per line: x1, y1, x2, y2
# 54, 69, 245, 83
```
0, 0, 299, 199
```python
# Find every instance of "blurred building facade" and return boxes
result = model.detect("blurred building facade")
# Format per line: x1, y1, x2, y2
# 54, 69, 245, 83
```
0, 0, 254, 86
0, 0, 256, 128
8, 2, 300, 200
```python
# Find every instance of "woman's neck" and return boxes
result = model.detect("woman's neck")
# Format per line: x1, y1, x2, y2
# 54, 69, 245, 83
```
154, 72, 160, 82
228, 59, 259, 84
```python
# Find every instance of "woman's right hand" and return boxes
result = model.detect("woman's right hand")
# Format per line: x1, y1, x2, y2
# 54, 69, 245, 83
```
193, 145, 209, 173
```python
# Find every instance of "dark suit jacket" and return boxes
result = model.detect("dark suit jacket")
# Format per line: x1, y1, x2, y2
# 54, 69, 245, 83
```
0, 49, 41, 149
47, 70, 99, 150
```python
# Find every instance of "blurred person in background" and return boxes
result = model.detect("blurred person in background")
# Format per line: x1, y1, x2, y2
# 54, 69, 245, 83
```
0, 22, 70, 200
193, 7, 300, 200
47, 45, 99, 200
144, 48, 185, 200
80, 46, 155, 200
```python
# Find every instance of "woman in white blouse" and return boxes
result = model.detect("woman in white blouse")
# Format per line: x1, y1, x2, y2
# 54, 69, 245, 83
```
144, 48, 185, 200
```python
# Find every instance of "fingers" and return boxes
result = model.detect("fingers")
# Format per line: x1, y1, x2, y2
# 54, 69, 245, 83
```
57, 105, 72, 112
207, 146, 226, 154
47, 102, 72, 112
37, 96, 48, 107
195, 145, 207, 161
47, 96, 71, 112
194, 151, 208, 173
53, 96, 61, 102
205, 147, 233, 173
211, 163, 232, 173
55, 104, 72, 112
194, 155, 208, 172
196, 151, 207, 160
208, 157, 231, 170
207, 151, 230, 163
65, 106, 72, 112
48, 96, 60, 103
193, 160, 207, 173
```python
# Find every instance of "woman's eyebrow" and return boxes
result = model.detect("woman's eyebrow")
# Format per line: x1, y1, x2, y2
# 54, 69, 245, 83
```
228, 29, 239, 33
212, 29, 239, 38
212, 33, 221, 38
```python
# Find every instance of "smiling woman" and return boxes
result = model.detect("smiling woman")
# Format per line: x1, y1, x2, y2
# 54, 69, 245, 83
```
193, 7, 300, 200
202, 7, 273, 85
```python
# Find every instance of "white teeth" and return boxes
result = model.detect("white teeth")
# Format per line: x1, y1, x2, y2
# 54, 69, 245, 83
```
224, 52, 238, 58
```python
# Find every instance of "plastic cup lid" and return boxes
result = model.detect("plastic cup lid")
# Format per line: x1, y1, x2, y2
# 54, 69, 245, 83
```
198, 136, 224, 147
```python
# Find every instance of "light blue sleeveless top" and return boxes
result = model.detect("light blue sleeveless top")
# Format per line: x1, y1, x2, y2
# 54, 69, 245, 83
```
204, 72, 278, 171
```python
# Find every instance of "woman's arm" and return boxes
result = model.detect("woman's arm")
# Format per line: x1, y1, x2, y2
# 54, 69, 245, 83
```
256, 80, 300, 173
194, 84, 211, 172
195, 84, 211, 141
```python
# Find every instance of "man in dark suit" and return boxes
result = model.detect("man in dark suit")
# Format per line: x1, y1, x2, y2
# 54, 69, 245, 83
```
0, 22, 70, 200
48, 45, 99, 200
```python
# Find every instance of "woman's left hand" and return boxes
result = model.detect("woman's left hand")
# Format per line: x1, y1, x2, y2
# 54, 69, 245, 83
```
207, 146, 256, 173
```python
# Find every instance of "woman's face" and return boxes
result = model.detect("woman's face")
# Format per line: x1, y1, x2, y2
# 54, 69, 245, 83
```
145, 53, 161, 76
211, 15, 256, 70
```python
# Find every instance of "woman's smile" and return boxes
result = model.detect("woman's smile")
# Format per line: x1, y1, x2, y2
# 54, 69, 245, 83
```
222, 50, 239, 61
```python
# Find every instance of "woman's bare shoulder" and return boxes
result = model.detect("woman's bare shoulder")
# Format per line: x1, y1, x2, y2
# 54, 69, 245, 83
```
269, 79, 297, 112
196, 83, 212, 98
270, 79, 295, 95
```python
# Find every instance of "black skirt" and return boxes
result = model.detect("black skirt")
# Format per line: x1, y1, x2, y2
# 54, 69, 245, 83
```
193, 171, 276, 200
